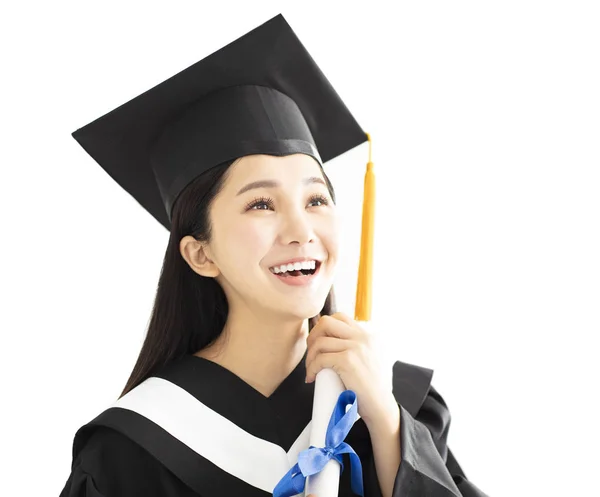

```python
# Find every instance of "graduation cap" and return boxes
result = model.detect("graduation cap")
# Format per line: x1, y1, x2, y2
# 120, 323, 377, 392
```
71, 13, 375, 321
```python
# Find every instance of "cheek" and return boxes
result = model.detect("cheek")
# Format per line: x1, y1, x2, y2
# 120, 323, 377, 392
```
318, 215, 340, 258
226, 219, 272, 258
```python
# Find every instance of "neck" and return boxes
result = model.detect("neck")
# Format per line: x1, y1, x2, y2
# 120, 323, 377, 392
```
193, 306, 310, 397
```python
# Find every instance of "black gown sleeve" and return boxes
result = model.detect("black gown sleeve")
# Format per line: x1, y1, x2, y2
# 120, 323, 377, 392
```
392, 384, 490, 497
58, 426, 198, 497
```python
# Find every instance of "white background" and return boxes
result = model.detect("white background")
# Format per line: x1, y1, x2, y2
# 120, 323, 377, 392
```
1, 1, 599, 496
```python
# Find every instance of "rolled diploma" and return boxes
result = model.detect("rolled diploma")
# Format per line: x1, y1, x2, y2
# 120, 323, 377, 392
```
304, 367, 346, 497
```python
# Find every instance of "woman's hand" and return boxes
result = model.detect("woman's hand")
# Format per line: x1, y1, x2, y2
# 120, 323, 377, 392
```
305, 312, 398, 428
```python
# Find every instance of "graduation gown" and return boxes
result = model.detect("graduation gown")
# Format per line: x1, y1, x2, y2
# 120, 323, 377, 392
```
59, 353, 489, 497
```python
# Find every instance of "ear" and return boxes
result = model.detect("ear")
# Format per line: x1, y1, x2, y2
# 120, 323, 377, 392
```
179, 235, 220, 278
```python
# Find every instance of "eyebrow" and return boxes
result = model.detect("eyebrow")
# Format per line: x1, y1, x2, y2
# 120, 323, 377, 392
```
235, 176, 326, 196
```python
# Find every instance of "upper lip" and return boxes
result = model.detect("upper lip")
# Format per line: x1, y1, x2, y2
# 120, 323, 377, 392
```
268, 257, 323, 268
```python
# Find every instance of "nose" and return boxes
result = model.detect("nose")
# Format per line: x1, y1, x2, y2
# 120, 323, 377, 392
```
279, 208, 315, 246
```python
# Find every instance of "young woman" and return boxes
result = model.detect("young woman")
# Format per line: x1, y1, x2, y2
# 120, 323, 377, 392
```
59, 14, 488, 497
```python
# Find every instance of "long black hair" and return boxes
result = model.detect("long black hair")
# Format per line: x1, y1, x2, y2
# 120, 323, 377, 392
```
118, 157, 338, 398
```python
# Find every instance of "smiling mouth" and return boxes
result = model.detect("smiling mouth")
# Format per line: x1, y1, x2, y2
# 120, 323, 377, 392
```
277, 261, 321, 277
268, 260, 322, 278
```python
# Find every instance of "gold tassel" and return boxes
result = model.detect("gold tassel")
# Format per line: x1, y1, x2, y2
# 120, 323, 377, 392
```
354, 133, 375, 322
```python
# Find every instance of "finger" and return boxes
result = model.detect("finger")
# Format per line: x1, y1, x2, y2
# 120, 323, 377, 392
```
306, 350, 350, 382
305, 336, 349, 373
307, 315, 353, 347
331, 312, 371, 337
326, 312, 370, 343
330, 311, 355, 326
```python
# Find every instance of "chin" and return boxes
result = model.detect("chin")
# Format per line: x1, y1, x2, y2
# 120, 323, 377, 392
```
293, 304, 325, 320
270, 299, 327, 322
301, 294, 332, 319
261, 275, 334, 320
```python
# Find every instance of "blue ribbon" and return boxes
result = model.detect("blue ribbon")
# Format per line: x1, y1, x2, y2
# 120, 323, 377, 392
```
273, 389, 364, 497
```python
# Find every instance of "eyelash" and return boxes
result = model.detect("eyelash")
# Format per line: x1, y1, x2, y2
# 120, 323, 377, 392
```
245, 194, 330, 211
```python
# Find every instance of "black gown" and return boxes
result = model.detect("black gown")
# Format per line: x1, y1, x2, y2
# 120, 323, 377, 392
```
58, 352, 489, 497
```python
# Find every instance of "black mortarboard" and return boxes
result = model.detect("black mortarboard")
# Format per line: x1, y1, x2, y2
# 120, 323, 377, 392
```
71, 13, 367, 231
71, 13, 375, 321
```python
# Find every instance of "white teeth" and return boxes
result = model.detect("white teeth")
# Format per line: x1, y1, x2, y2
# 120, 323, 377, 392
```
270, 260, 317, 273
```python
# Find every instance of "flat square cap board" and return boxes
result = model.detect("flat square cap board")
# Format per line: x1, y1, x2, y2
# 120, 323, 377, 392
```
71, 13, 368, 231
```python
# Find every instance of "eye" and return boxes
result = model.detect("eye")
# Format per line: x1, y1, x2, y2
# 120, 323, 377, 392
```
245, 196, 274, 211
244, 193, 330, 211
308, 194, 329, 207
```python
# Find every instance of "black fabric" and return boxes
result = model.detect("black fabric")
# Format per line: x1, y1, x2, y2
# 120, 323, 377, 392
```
59, 355, 488, 497
70, 13, 367, 231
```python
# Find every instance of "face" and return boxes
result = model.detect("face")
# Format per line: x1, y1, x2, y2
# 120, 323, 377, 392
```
199, 153, 339, 320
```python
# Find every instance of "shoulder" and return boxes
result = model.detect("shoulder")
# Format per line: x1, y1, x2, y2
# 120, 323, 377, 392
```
76, 424, 154, 466
61, 426, 195, 497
